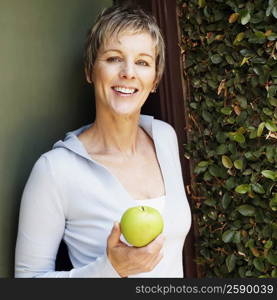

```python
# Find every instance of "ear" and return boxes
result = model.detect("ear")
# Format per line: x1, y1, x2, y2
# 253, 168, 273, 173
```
85, 67, 93, 84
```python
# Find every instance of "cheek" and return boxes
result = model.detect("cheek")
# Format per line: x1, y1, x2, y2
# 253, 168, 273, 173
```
139, 69, 156, 87
92, 62, 117, 83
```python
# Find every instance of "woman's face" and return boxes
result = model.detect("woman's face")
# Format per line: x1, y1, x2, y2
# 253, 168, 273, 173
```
88, 30, 157, 116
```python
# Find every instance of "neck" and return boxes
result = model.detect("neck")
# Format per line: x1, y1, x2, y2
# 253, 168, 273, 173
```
90, 110, 142, 156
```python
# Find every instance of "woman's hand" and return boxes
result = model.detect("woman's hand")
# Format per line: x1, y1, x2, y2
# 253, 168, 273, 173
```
106, 222, 165, 277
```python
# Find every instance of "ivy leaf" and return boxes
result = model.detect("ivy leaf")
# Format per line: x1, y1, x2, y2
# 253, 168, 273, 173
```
216, 144, 228, 155
216, 131, 228, 143
203, 171, 213, 181
240, 49, 255, 57
227, 117, 236, 124
251, 183, 265, 194
226, 254, 237, 272
222, 155, 233, 168
264, 240, 273, 249
194, 165, 207, 174
266, 146, 275, 163
269, 194, 277, 211
240, 10, 251, 25
273, 7, 277, 19
222, 230, 235, 243
221, 107, 232, 115
190, 102, 198, 109
226, 55, 235, 64
236, 96, 248, 109
233, 32, 245, 45
242, 169, 252, 176
253, 66, 263, 75
235, 184, 250, 194
248, 127, 256, 138
261, 170, 277, 180
257, 122, 265, 137
265, 121, 277, 132
249, 128, 256, 139
272, 269, 277, 278
208, 165, 227, 178
211, 54, 223, 64
267, 250, 277, 266
198, 161, 210, 168
255, 31, 266, 39
266, 6, 272, 17
263, 108, 273, 116
244, 151, 257, 161
237, 204, 256, 216
234, 159, 243, 170
253, 258, 265, 272
208, 210, 217, 220
225, 177, 237, 190
204, 198, 216, 207
202, 110, 213, 122
229, 132, 246, 143
234, 133, 245, 143
232, 231, 241, 243
222, 193, 231, 209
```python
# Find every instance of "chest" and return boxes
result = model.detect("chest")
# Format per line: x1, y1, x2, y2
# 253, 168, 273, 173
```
91, 150, 165, 200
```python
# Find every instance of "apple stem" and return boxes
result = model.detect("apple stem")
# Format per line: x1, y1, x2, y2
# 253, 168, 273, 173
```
142, 206, 144, 211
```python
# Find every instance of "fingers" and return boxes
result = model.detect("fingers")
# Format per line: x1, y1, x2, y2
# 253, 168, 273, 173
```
146, 234, 165, 251
154, 233, 166, 244
107, 226, 166, 277
138, 246, 164, 273
107, 222, 121, 247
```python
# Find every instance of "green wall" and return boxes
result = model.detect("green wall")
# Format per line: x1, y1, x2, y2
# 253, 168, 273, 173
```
0, 0, 112, 278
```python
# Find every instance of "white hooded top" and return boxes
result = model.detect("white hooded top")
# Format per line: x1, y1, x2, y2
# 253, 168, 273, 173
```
14, 114, 191, 278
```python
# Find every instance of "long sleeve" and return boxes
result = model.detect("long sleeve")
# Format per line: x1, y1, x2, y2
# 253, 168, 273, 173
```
14, 156, 120, 278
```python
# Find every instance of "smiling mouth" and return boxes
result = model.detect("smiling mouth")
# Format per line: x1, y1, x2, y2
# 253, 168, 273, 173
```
112, 86, 138, 96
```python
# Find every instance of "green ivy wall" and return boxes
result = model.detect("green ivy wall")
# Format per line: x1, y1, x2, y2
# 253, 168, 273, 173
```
178, 0, 277, 277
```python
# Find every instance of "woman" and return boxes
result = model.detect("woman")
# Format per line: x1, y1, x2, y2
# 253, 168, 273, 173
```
15, 4, 191, 278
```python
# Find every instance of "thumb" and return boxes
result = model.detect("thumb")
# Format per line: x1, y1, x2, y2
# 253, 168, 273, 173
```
107, 221, 121, 247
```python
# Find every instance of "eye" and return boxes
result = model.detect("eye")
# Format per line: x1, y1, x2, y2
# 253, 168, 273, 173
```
106, 56, 122, 63
136, 60, 149, 66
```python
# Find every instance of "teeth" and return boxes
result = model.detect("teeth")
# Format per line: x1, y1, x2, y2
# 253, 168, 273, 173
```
113, 87, 136, 94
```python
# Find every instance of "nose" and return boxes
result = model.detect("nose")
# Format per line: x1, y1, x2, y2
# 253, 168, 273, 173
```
119, 61, 136, 79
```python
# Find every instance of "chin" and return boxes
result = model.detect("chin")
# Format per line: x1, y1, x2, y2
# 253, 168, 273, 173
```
110, 102, 143, 116
112, 108, 141, 117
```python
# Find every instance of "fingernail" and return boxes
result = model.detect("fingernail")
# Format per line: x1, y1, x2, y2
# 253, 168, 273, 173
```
114, 221, 119, 228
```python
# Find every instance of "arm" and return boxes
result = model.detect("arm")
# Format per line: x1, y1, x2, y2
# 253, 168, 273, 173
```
14, 156, 120, 278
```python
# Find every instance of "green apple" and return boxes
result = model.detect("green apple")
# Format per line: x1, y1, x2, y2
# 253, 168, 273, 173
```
120, 206, 164, 247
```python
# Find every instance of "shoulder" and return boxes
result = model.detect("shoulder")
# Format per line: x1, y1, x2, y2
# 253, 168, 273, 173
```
31, 147, 72, 179
42, 147, 71, 163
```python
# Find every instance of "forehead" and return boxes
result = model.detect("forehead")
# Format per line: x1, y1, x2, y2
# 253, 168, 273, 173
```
101, 30, 156, 55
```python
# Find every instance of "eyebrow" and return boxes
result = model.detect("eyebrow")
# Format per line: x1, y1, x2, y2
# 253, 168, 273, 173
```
103, 49, 154, 60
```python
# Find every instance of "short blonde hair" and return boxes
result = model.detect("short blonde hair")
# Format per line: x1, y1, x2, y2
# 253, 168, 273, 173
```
84, 4, 165, 86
